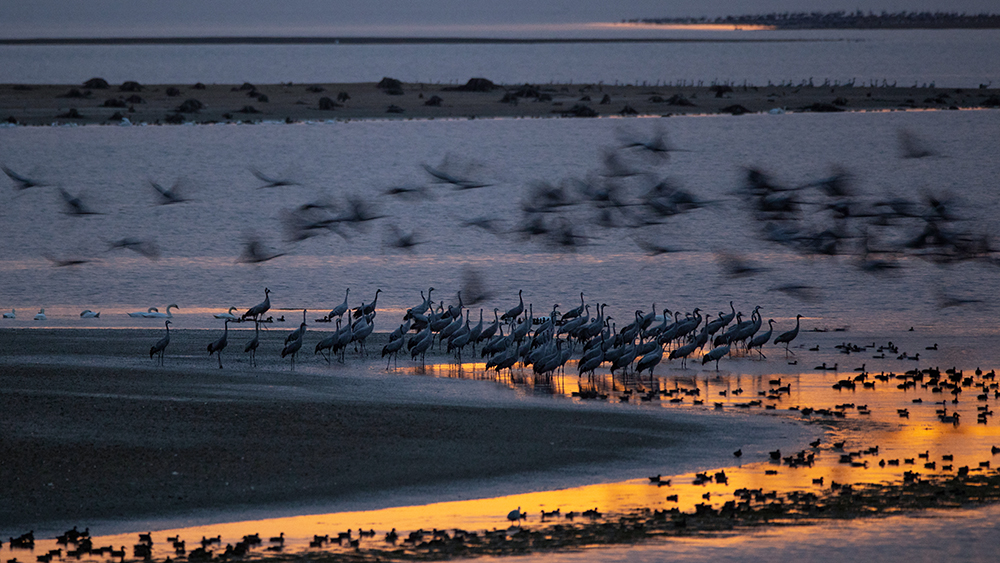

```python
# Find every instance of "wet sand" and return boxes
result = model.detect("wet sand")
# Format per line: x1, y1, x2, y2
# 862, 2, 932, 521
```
2, 81, 998, 126
0, 327, 776, 533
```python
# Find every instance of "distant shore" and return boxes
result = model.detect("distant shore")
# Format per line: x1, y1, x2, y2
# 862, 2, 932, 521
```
2, 80, 998, 127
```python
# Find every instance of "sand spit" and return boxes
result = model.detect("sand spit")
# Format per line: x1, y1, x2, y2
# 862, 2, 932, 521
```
2, 80, 998, 126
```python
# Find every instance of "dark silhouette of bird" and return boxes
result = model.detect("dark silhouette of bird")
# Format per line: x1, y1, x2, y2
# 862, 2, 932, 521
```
422, 158, 491, 189
207, 320, 229, 368
149, 179, 191, 204
774, 314, 802, 354
251, 167, 298, 188
243, 288, 271, 321
244, 321, 260, 367
238, 235, 285, 264
58, 188, 103, 215
107, 237, 160, 260
2, 165, 45, 189
150, 320, 171, 365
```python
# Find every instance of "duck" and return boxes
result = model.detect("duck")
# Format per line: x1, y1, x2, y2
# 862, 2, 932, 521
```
33, 308, 46, 320
80, 309, 100, 318
144, 304, 178, 318
2, 308, 14, 319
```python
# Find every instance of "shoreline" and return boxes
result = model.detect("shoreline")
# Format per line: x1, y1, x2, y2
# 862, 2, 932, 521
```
2, 81, 998, 127
0, 328, 805, 535
4, 326, 1000, 560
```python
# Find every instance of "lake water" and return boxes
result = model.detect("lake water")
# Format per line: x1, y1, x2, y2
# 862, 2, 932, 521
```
2, 109, 1000, 334
3, 28, 1000, 563
1, 29, 999, 87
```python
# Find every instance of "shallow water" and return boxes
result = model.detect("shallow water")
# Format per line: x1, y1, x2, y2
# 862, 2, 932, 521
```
2, 110, 1000, 336
2, 29, 999, 87
3, 96, 1000, 561
5, 326, 1000, 560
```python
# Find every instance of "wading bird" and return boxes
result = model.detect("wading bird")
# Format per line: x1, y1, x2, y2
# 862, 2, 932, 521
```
208, 319, 229, 368
243, 288, 271, 322
150, 320, 171, 365
244, 321, 260, 367
774, 314, 802, 355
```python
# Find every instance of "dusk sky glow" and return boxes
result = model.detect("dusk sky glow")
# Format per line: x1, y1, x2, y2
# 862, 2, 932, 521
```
2, 0, 999, 38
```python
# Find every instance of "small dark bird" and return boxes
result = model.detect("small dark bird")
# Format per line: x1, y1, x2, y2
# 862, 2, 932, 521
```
149, 179, 191, 204
251, 167, 298, 188
58, 188, 103, 215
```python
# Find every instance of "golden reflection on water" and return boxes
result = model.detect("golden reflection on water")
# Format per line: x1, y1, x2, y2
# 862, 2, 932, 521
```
592, 23, 778, 31
24, 341, 1000, 560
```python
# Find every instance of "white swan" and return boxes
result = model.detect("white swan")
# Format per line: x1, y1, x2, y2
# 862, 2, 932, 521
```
33, 308, 47, 320
128, 307, 158, 318
2, 308, 14, 319
214, 306, 239, 321
144, 304, 178, 318
80, 309, 101, 318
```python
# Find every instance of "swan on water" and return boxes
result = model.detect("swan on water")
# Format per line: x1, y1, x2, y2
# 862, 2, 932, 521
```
214, 307, 239, 320
128, 307, 158, 318
144, 304, 178, 318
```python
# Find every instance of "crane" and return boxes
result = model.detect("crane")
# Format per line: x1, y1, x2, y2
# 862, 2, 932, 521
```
150, 320, 171, 365
207, 319, 229, 368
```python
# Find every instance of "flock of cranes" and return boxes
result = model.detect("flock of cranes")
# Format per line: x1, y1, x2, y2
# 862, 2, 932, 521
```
145, 286, 803, 377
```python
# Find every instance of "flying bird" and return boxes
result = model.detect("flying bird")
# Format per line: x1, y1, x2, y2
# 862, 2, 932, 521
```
2, 165, 45, 189
251, 167, 298, 188
238, 234, 286, 264
149, 179, 191, 205
58, 188, 103, 216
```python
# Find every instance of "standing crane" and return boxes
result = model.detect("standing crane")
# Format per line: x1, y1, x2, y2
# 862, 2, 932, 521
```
208, 319, 229, 368
150, 320, 171, 365
774, 314, 803, 355
328, 288, 350, 320
244, 320, 260, 367
243, 288, 271, 322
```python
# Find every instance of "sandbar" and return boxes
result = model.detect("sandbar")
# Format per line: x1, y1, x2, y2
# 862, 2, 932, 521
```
2, 80, 998, 126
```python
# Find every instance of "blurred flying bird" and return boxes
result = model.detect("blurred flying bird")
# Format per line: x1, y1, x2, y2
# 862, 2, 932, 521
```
58, 188, 102, 215
460, 266, 494, 306
2, 165, 44, 189
898, 129, 935, 159
238, 234, 286, 263
386, 225, 421, 251
43, 253, 94, 267
421, 155, 492, 190
631, 236, 682, 256
149, 179, 191, 204
107, 237, 161, 260
715, 250, 769, 278
251, 167, 298, 188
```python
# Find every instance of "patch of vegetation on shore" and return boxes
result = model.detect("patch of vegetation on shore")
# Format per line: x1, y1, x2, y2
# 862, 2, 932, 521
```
630, 11, 1000, 30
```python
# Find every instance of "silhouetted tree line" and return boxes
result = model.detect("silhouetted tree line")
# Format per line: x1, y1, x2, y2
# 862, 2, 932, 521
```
629, 11, 1000, 29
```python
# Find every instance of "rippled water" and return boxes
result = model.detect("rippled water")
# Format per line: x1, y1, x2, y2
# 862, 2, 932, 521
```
2, 29, 999, 87
2, 109, 1000, 334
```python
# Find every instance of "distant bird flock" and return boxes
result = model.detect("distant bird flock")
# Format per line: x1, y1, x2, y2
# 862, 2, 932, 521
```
127, 285, 808, 374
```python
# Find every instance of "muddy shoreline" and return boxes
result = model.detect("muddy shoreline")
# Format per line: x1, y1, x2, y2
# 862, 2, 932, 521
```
2, 81, 998, 126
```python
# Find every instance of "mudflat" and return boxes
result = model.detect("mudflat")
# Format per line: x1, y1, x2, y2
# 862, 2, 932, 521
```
0, 327, 712, 531
2, 80, 998, 126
